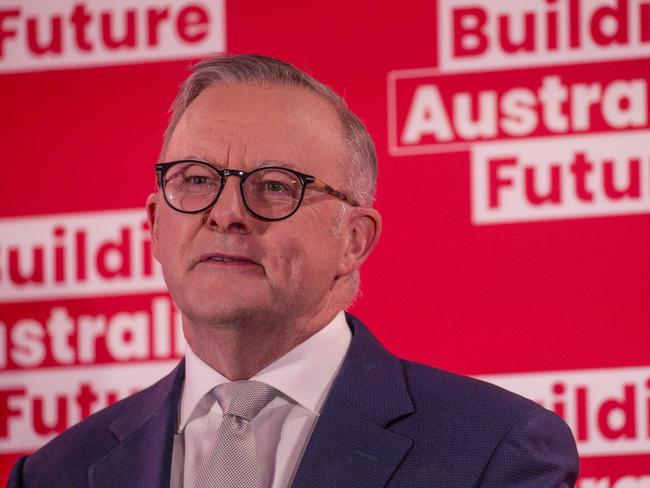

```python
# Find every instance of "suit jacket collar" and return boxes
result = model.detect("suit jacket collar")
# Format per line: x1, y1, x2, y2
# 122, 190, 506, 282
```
89, 361, 185, 488
290, 313, 415, 488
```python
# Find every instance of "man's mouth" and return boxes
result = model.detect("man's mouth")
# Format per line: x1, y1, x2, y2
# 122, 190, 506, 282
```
205, 256, 245, 263
198, 253, 259, 266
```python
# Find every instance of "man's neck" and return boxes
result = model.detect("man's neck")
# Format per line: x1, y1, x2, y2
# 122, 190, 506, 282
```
183, 308, 341, 380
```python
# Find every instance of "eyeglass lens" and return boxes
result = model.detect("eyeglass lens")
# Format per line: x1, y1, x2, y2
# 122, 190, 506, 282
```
162, 162, 304, 219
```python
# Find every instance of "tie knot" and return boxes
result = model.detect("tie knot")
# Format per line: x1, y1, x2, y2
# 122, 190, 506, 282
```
213, 380, 276, 421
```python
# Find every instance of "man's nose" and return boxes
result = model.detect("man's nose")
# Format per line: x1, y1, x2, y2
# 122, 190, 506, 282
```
206, 176, 252, 233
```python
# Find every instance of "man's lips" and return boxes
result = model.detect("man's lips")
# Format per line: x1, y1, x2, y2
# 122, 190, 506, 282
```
197, 253, 260, 267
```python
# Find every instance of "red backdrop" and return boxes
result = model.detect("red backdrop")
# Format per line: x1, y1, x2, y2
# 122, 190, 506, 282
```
1, 1, 649, 485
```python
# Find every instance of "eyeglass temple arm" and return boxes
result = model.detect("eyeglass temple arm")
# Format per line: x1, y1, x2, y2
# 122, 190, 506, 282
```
310, 179, 361, 207
154, 164, 169, 188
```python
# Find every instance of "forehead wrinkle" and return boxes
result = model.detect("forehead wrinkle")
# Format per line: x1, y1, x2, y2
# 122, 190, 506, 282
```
225, 137, 232, 168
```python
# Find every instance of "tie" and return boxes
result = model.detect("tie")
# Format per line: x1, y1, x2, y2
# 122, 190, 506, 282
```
193, 380, 277, 488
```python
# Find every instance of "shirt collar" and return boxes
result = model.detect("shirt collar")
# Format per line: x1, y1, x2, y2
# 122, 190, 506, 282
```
179, 311, 351, 430
179, 342, 230, 432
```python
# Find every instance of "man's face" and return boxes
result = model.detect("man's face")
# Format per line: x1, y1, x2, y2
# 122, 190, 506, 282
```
148, 82, 355, 329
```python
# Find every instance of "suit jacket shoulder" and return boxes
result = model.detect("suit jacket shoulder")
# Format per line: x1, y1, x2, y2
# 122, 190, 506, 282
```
8, 361, 184, 488
395, 360, 579, 486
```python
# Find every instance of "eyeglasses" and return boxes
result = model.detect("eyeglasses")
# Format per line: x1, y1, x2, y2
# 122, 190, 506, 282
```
155, 160, 360, 221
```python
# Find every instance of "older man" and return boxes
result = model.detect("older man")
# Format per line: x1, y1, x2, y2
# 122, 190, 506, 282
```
9, 54, 579, 488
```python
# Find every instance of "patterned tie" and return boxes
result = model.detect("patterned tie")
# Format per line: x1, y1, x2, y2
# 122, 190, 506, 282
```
193, 380, 277, 488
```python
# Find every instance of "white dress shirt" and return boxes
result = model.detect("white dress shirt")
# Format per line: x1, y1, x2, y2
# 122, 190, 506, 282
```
170, 311, 351, 488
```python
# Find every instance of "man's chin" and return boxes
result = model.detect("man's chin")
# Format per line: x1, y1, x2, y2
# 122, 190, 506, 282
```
178, 298, 276, 329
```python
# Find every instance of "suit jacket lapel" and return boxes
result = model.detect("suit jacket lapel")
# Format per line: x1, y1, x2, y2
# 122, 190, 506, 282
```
89, 361, 185, 488
291, 315, 414, 488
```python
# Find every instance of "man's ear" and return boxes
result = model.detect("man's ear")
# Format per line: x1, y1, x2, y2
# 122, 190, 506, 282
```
337, 207, 382, 278
146, 192, 161, 262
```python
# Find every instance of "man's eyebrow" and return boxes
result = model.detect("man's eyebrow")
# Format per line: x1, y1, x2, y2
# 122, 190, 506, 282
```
182, 155, 229, 170
181, 155, 217, 165
252, 160, 297, 170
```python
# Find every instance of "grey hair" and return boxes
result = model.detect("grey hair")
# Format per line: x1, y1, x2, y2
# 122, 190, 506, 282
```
161, 53, 377, 205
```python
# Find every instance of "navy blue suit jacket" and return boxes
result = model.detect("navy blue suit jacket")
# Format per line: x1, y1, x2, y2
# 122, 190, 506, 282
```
8, 314, 579, 487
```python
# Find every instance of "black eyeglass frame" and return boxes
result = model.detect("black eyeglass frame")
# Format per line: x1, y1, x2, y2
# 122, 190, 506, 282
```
155, 160, 360, 221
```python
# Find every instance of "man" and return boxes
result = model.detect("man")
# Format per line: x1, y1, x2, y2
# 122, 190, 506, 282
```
8, 54, 579, 487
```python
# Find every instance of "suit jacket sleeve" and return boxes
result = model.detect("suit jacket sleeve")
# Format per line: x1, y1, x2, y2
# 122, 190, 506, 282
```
479, 407, 579, 487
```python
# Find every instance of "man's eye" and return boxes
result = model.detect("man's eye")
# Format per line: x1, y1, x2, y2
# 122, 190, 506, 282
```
262, 181, 290, 193
184, 175, 210, 185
